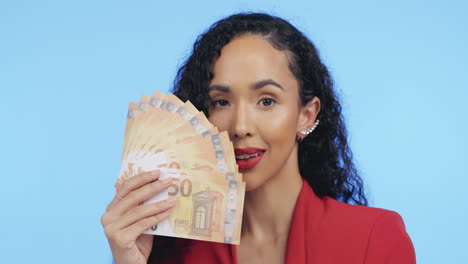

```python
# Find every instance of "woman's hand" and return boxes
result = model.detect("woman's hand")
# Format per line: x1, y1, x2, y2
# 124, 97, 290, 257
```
101, 170, 176, 264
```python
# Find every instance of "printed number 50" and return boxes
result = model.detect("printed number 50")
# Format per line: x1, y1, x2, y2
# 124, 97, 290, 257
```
168, 178, 192, 197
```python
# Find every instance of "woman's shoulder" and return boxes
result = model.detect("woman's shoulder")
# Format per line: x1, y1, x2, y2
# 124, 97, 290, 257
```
297, 181, 416, 263
300, 179, 408, 235
322, 195, 406, 230
301, 180, 408, 233
323, 198, 415, 262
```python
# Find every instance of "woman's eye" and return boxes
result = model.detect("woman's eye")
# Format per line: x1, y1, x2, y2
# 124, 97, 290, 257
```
259, 98, 276, 107
213, 99, 229, 107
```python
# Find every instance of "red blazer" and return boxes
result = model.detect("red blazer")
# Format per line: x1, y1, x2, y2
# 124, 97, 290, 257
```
151, 179, 416, 263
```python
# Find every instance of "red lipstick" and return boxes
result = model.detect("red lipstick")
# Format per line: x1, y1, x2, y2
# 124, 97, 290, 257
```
234, 147, 266, 170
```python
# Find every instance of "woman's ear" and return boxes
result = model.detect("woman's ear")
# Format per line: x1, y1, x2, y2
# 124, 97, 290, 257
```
297, 96, 321, 140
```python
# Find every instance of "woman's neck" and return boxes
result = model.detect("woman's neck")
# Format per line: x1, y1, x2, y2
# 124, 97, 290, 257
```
241, 155, 303, 242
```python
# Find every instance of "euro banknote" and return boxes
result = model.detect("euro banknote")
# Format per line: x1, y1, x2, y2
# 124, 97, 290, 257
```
118, 91, 244, 244
143, 169, 244, 245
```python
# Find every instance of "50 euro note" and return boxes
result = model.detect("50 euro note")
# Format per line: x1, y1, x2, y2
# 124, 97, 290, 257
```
117, 91, 245, 244
143, 168, 245, 245
117, 131, 237, 187
125, 94, 191, 155
165, 131, 237, 172
117, 150, 245, 245
155, 111, 216, 150
119, 127, 241, 181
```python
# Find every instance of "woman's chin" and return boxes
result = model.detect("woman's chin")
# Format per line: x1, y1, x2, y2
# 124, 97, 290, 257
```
242, 173, 269, 192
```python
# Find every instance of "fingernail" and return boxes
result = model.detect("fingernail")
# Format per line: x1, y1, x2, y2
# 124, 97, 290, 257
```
150, 170, 160, 176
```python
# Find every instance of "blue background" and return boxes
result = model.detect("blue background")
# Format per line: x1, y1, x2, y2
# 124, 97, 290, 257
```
1, 0, 466, 263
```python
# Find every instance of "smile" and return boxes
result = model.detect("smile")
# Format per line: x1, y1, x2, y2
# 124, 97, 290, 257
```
234, 148, 266, 170
236, 152, 263, 160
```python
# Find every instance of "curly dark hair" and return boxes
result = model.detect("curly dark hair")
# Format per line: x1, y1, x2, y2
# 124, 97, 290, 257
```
172, 12, 367, 206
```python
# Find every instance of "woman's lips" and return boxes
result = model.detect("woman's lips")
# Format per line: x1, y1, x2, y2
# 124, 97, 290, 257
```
234, 147, 266, 170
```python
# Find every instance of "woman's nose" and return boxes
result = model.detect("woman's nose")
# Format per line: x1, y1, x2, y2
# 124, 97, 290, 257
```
232, 105, 253, 139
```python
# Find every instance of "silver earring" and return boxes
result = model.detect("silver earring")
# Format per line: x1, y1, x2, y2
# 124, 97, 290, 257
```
299, 119, 320, 135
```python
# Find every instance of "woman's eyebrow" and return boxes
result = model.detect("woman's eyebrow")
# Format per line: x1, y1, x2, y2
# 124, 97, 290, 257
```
208, 85, 230, 93
251, 79, 285, 92
208, 79, 285, 93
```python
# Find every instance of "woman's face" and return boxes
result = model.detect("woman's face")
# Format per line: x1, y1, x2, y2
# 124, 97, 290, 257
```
208, 34, 310, 191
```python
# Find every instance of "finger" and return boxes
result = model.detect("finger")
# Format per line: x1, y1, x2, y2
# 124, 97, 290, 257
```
121, 207, 174, 241
111, 177, 174, 216
107, 170, 161, 211
107, 197, 177, 232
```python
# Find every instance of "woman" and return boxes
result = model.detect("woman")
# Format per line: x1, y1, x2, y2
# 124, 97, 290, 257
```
101, 13, 416, 264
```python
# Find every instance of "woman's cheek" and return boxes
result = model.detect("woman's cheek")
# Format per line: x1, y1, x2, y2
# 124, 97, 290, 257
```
277, 104, 299, 127
261, 106, 298, 141
208, 111, 231, 133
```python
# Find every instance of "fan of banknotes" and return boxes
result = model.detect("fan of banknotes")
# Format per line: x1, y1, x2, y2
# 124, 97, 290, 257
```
117, 91, 245, 245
